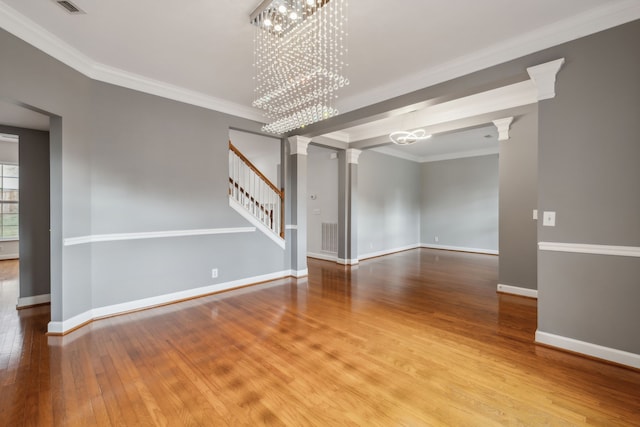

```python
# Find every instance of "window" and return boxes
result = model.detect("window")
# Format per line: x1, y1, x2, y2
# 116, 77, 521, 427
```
0, 164, 19, 240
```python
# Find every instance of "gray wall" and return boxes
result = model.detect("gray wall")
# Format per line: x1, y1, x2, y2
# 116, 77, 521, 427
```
0, 27, 291, 322
0, 125, 50, 300
499, 108, 538, 290
537, 21, 640, 353
229, 129, 281, 187
307, 145, 339, 257
358, 150, 421, 256
421, 154, 499, 251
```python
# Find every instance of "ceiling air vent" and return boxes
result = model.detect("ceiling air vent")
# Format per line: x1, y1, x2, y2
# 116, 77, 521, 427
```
54, 0, 84, 14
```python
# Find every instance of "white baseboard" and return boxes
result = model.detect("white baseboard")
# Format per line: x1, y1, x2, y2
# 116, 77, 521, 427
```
421, 244, 498, 255
337, 258, 359, 265
535, 330, 640, 370
497, 284, 538, 299
48, 269, 296, 335
0, 253, 19, 260
358, 244, 420, 261
292, 269, 308, 278
17, 293, 51, 308
48, 310, 93, 335
307, 252, 338, 262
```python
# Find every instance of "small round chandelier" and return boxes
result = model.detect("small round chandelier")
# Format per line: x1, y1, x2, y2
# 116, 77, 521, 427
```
389, 129, 432, 145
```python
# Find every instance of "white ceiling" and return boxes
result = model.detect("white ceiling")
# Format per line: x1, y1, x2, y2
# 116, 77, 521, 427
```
373, 125, 498, 163
1, 0, 639, 149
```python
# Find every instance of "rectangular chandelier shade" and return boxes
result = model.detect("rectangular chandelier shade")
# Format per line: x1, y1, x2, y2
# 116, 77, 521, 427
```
250, 0, 349, 134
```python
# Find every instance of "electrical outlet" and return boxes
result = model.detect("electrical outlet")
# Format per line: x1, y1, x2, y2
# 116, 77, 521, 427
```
434, 236, 439, 243
211, 268, 219, 279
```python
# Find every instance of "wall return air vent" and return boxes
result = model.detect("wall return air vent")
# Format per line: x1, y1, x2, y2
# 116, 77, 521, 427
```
54, 0, 85, 14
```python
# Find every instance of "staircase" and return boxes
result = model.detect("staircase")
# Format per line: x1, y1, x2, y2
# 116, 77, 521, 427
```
228, 142, 284, 246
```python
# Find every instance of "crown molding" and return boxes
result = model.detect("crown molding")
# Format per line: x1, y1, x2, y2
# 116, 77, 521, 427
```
335, 0, 640, 114
0, 2, 265, 122
2, 1, 639, 123
345, 80, 537, 143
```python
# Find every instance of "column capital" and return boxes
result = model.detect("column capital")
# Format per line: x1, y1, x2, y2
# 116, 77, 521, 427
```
527, 58, 565, 101
288, 136, 312, 155
492, 117, 514, 141
346, 148, 362, 164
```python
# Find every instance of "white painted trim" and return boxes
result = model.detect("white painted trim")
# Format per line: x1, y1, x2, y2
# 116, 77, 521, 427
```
346, 80, 537, 143
64, 225, 256, 247
2, 1, 639, 123
497, 284, 538, 299
291, 269, 309, 278
538, 242, 640, 258
336, 1, 640, 114
527, 58, 565, 101
358, 244, 420, 261
47, 310, 93, 335
307, 252, 338, 262
285, 225, 298, 230
420, 147, 500, 164
228, 198, 285, 249
346, 148, 362, 164
322, 131, 350, 143
370, 146, 423, 163
0, 253, 19, 260
337, 258, 359, 265
288, 136, 311, 155
0, 2, 264, 123
17, 293, 51, 308
535, 330, 640, 370
421, 244, 499, 255
47, 269, 298, 334
493, 117, 514, 141
371, 146, 500, 164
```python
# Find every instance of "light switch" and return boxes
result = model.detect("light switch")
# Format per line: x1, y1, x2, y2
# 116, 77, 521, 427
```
312, 209, 321, 215
543, 211, 556, 227
533, 209, 538, 220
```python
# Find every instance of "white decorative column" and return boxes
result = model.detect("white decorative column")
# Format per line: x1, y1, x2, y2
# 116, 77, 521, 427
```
338, 148, 361, 265
527, 58, 565, 101
493, 117, 514, 141
288, 136, 311, 277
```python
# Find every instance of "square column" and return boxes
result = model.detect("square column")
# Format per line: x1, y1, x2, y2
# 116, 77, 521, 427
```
288, 136, 311, 276
337, 148, 361, 265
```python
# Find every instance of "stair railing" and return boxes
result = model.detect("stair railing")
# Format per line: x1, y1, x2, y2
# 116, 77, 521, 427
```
228, 141, 284, 238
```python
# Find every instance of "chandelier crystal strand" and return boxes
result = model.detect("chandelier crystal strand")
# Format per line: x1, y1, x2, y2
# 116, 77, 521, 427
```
251, 0, 348, 134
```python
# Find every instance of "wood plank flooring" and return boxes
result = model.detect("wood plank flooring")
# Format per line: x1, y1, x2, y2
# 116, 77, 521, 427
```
1, 249, 639, 426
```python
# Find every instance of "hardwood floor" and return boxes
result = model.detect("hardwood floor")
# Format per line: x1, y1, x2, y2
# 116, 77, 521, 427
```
1, 250, 639, 426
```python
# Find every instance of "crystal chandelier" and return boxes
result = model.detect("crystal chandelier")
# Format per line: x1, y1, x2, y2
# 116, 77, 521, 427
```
250, 0, 349, 134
